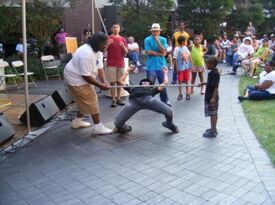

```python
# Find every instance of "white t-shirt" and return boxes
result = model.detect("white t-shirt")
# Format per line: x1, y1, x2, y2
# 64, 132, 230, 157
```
237, 43, 254, 59
259, 70, 275, 94
64, 44, 103, 86
128, 42, 139, 51
221, 40, 230, 49
16, 43, 23, 53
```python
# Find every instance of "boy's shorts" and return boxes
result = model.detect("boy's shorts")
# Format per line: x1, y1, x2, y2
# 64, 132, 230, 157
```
204, 101, 219, 117
178, 70, 190, 82
106, 67, 126, 83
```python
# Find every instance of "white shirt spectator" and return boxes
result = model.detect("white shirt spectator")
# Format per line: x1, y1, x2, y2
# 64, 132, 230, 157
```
237, 43, 254, 59
16, 43, 23, 53
64, 44, 103, 86
128, 42, 139, 52
259, 70, 275, 94
221, 39, 230, 49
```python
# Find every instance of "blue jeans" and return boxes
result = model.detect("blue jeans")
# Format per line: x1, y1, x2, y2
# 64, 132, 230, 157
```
232, 53, 239, 72
146, 70, 169, 103
247, 85, 275, 100
128, 51, 139, 65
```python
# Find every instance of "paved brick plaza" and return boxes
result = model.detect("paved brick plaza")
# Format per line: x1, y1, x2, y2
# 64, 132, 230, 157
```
0, 64, 275, 205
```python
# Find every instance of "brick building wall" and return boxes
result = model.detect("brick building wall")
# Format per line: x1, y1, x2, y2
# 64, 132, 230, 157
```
63, 0, 102, 44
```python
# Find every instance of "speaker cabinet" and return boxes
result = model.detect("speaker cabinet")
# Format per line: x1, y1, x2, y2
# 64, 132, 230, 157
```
19, 96, 59, 127
0, 113, 15, 143
51, 86, 73, 110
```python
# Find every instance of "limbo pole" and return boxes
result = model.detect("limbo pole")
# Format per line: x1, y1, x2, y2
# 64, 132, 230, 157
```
108, 84, 200, 89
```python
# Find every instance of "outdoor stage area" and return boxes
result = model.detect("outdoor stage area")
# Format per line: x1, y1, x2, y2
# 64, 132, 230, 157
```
0, 79, 67, 149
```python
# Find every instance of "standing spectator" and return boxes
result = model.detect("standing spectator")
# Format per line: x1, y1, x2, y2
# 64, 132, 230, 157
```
201, 57, 220, 138
245, 21, 256, 36
81, 24, 92, 44
190, 34, 208, 94
173, 36, 192, 100
171, 21, 190, 84
106, 23, 128, 108
144, 23, 171, 106
166, 38, 173, 70
55, 27, 68, 54
200, 33, 207, 47
63, 32, 112, 134
15, 38, 24, 59
213, 37, 223, 62
127, 36, 141, 72
220, 34, 231, 63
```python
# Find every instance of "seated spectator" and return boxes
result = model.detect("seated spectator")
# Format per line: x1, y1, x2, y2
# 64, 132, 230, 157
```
127, 36, 141, 72
220, 34, 230, 63
238, 60, 275, 102
242, 39, 270, 77
269, 34, 275, 51
229, 37, 254, 75
225, 36, 239, 66
252, 35, 259, 51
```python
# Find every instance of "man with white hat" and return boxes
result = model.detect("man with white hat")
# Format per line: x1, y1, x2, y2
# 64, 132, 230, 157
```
144, 23, 171, 106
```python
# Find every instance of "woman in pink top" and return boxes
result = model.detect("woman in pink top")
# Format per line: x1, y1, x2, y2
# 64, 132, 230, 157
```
55, 27, 68, 54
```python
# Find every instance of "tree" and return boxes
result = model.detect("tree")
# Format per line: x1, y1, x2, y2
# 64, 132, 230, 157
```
0, 0, 75, 55
109, 0, 175, 45
177, 0, 234, 36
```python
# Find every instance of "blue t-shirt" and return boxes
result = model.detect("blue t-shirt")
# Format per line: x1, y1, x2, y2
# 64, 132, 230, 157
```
144, 35, 167, 70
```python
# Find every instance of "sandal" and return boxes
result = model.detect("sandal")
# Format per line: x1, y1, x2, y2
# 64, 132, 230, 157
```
177, 94, 183, 100
116, 99, 125, 106
186, 94, 191, 100
111, 100, 117, 107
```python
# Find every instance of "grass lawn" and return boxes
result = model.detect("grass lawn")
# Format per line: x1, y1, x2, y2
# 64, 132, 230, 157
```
239, 76, 275, 164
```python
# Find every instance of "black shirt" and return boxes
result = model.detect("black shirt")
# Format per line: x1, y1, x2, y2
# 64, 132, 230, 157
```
205, 68, 220, 103
124, 86, 159, 99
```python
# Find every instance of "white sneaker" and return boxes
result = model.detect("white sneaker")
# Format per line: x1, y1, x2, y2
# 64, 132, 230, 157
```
133, 68, 139, 73
71, 119, 91, 129
92, 123, 113, 135
137, 61, 141, 67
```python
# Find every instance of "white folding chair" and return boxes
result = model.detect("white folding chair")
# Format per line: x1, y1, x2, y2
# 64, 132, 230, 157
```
0, 61, 18, 92
11, 60, 37, 88
41, 55, 61, 80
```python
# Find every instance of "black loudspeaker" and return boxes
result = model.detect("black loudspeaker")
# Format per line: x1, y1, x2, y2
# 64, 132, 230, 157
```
51, 86, 73, 110
0, 113, 15, 144
19, 96, 59, 127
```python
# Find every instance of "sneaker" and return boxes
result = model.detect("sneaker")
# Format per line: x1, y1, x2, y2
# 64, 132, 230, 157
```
171, 81, 177, 84
92, 123, 113, 135
162, 121, 179, 133
116, 99, 125, 106
137, 61, 142, 67
223, 60, 227, 64
229, 72, 236, 75
111, 100, 117, 108
71, 119, 91, 129
134, 68, 139, 73
114, 125, 132, 133
203, 131, 217, 138
186, 94, 191, 100
177, 94, 183, 100
166, 101, 172, 107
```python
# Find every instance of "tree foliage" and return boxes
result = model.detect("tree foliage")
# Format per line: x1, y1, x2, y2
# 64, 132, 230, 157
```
0, 1, 75, 55
109, 0, 175, 44
177, 0, 234, 36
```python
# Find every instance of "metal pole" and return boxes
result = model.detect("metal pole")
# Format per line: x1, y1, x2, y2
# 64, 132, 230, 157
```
108, 84, 200, 89
91, 0, 95, 34
96, 5, 108, 35
22, 0, 31, 133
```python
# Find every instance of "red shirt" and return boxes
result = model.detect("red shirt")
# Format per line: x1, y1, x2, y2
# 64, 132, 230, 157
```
107, 35, 127, 68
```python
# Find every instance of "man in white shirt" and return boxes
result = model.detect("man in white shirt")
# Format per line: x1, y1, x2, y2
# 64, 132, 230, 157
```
127, 36, 141, 72
63, 33, 112, 135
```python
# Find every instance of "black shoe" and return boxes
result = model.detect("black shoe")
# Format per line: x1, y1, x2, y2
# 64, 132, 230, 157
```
115, 125, 132, 133
203, 131, 217, 138
186, 94, 191, 100
177, 94, 183, 100
116, 99, 125, 106
204, 129, 218, 135
229, 72, 236, 75
171, 81, 177, 84
111, 101, 117, 107
238, 96, 249, 102
162, 122, 179, 133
